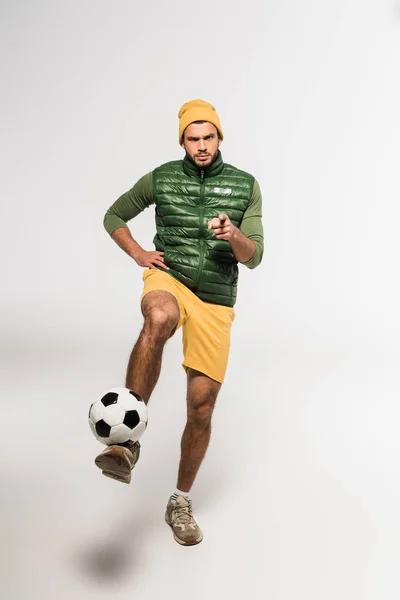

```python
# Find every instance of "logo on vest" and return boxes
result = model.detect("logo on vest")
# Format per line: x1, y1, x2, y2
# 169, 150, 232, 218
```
212, 187, 232, 195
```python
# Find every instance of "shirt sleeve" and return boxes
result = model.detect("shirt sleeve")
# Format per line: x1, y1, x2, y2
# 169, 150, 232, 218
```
239, 178, 264, 269
103, 172, 155, 235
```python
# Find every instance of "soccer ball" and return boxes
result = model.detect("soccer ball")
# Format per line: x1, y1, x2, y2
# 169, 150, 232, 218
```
89, 387, 148, 446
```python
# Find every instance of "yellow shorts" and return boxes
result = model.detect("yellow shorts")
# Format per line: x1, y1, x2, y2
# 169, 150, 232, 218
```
140, 269, 235, 383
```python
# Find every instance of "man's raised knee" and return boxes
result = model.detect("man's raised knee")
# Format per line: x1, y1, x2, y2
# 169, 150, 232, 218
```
141, 291, 180, 339
143, 307, 178, 340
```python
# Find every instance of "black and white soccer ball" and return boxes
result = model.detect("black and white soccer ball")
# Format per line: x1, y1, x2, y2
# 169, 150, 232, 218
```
89, 387, 148, 446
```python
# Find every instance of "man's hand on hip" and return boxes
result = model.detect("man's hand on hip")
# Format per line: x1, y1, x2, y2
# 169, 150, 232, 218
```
110, 227, 169, 270
134, 250, 170, 270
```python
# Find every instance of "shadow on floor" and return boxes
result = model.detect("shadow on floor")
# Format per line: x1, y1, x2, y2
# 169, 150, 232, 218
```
72, 503, 156, 584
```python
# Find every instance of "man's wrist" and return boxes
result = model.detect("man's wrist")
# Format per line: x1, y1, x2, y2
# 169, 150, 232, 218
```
230, 225, 240, 243
130, 247, 143, 261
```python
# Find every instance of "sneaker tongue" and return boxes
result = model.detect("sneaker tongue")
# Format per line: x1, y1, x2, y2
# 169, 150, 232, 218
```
176, 495, 189, 505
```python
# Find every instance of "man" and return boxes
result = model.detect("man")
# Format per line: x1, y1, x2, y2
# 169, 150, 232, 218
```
95, 99, 264, 546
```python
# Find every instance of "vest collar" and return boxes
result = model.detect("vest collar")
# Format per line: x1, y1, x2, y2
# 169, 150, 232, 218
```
182, 151, 224, 179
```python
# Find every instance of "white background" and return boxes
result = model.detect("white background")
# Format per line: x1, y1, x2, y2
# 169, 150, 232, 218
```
1, 1, 400, 598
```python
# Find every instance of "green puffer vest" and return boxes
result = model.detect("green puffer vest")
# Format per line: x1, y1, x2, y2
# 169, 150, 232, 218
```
152, 151, 254, 307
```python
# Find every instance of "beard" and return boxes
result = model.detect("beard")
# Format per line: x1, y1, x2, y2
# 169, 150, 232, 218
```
191, 147, 219, 168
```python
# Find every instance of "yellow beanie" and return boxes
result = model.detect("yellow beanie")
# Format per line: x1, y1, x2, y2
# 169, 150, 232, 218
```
178, 99, 223, 144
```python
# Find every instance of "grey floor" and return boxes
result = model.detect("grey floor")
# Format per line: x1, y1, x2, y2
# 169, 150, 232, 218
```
2, 327, 398, 600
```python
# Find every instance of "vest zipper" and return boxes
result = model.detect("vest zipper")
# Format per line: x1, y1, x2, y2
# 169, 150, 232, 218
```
195, 169, 206, 289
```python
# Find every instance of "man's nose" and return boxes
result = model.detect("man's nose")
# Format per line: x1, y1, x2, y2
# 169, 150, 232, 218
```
198, 139, 206, 151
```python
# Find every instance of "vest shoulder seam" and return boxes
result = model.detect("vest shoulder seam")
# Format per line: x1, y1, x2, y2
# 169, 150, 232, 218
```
154, 160, 182, 172
222, 163, 256, 181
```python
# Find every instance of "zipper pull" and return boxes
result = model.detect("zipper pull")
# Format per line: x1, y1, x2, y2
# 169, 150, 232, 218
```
200, 169, 204, 182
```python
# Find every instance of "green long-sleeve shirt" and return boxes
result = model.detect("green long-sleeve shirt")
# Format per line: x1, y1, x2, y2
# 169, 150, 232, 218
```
104, 172, 264, 268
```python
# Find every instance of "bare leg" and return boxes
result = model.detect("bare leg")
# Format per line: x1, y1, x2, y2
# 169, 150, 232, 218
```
126, 290, 180, 403
177, 368, 221, 493
95, 290, 180, 483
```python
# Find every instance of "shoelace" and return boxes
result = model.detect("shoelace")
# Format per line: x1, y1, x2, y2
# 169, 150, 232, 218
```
172, 502, 193, 525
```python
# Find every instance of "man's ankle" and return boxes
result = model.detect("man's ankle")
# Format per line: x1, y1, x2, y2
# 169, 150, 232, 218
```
170, 488, 190, 503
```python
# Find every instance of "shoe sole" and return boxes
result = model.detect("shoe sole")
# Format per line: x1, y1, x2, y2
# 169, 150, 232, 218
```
102, 470, 131, 484
165, 518, 204, 546
94, 449, 133, 484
